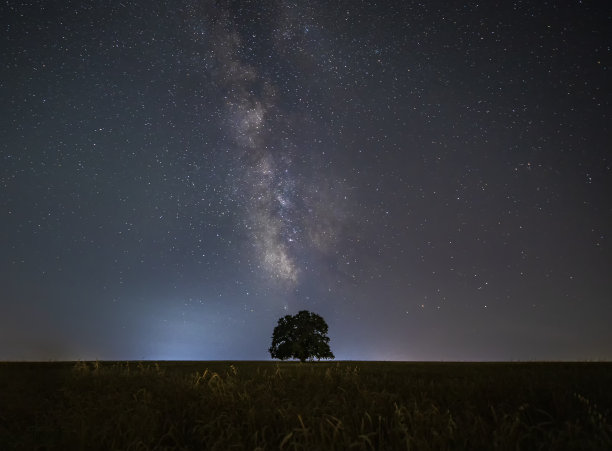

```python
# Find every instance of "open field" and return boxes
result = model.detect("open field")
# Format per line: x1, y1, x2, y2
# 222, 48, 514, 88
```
1, 361, 611, 450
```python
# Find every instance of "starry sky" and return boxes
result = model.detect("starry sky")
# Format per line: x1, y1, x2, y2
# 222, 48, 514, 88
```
1, 1, 610, 361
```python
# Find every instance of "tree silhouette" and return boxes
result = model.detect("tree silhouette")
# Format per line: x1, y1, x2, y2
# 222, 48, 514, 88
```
269, 310, 334, 362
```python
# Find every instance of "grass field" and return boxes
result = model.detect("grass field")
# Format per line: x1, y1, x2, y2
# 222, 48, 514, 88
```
1, 361, 611, 450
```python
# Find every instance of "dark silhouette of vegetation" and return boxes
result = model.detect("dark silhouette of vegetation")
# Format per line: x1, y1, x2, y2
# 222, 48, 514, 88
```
2, 361, 612, 449
269, 310, 334, 362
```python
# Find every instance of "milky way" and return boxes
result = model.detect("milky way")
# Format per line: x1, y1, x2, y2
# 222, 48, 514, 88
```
180, 3, 346, 287
211, 11, 303, 284
1, 1, 610, 360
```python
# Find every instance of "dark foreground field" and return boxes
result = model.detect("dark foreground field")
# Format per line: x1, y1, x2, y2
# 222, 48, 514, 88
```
1, 361, 611, 450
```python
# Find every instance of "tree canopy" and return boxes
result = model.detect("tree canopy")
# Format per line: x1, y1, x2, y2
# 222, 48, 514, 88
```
268, 310, 334, 362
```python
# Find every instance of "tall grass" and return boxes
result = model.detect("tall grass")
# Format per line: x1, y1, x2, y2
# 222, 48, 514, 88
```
1, 361, 611, 450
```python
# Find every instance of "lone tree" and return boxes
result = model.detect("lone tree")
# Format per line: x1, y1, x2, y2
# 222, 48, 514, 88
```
269, 310, 335, 362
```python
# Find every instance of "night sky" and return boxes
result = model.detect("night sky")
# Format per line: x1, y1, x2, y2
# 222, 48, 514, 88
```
1, 1, 610, 361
